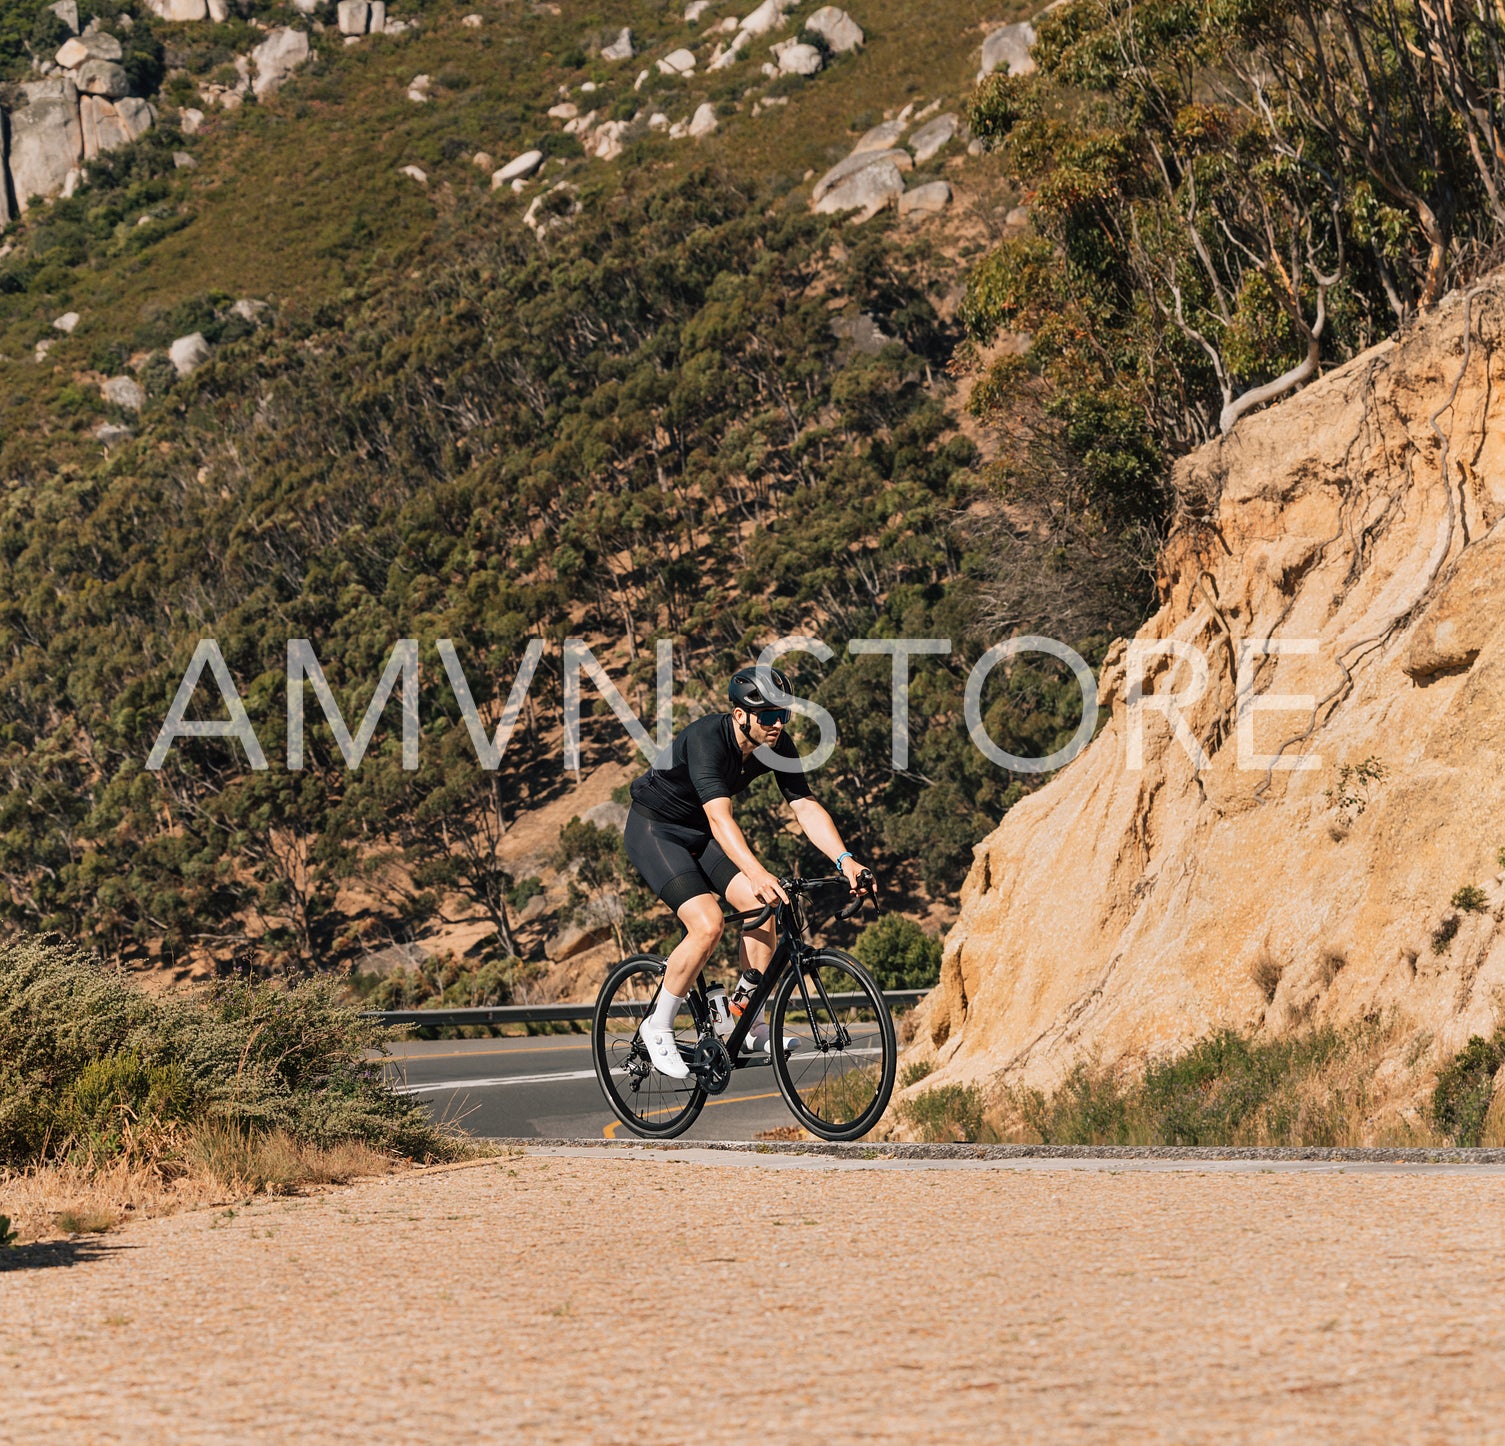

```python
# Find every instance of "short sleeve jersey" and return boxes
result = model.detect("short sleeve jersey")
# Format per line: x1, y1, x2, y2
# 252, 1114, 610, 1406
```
628, 713, 813, 829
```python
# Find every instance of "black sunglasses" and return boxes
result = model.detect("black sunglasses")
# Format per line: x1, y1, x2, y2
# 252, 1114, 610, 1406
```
751, 707, 790, 726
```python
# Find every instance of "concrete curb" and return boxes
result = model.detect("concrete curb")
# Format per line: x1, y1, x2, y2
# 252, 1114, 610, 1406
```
483, 1137, 1505, 1165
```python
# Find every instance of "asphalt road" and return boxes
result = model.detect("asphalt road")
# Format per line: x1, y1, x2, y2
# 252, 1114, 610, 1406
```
378, 1033, 798, 1140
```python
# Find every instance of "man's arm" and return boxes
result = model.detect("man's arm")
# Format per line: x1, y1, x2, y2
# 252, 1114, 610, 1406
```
703, 797, 788, 905
788, 796, 869, 889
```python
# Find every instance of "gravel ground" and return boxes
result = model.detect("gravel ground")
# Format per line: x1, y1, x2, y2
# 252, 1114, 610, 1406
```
4, 1150, 1504, 1444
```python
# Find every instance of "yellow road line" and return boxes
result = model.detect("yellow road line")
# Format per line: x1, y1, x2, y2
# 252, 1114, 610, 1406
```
602, 1090, 785, 1138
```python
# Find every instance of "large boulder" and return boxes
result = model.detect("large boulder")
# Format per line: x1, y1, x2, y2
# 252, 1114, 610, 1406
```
899, 180, 951, 217
850, 117, 907, 154
337, 0, 369, 34
49, 0, 80, 33
581, 801, 629, 833
101, 375, 145, 411
493, 148, 544, 185
908, 112, 958, 164
80, 96, 132, 159
776, 41, 822, 75
169, 332, 212, 377
657, 47, 696, 74
145, 0, 209, 18
812, 157, 905, 221
688, 101, 719, 137
251, 28, 311, 99
805, 5, 864, 52
56, 32, 122, 68
812, 146, 911, 202
739, 0, 797, 37
979, 21, 1037, 80
75, 59, 131, 98
114, 97, 156, 141
600, 26, 634, 60
9, 78, 83, 213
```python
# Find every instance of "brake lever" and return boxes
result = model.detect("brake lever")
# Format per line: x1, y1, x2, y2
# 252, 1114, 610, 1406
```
837, 870, 877, 920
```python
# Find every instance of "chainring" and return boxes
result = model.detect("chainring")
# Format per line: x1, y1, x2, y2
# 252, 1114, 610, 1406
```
691, 1035, 733, 1095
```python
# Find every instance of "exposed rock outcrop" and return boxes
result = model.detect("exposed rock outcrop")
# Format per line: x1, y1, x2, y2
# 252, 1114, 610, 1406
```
805, 5, 864, 53
904, 280, 1505, 1111
979, 21, 1037, 81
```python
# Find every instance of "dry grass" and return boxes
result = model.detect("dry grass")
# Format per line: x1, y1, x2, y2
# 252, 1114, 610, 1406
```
0, 1126, 404, 1246
901, 1016, 1442, 1147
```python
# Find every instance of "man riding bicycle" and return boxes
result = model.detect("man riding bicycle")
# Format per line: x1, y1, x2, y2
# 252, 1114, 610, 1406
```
625, 664, 872, 1078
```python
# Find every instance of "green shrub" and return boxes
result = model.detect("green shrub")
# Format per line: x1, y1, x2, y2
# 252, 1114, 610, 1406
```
899, 1058, 934, 1088
1452, 884, 1489, 914
1431, 1030, 1505, 1146
1432, 915, 1461, 955
852, 915, 942, 991
901, 1083, 991, 1143
0, 934, 452, 1169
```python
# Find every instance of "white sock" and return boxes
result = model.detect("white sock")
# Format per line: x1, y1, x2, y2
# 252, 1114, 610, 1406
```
649, 988, 685, 1030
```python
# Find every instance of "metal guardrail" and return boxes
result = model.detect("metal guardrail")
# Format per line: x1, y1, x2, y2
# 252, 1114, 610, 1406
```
366, 988, 929, 1029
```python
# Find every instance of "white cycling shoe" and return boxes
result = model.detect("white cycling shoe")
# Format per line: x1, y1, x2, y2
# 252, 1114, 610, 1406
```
638, 1020, 690, 1079
745, 1022, 800, 1056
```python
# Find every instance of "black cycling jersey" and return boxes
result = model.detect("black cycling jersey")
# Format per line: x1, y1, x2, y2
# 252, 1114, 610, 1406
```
628, 712, 813, 828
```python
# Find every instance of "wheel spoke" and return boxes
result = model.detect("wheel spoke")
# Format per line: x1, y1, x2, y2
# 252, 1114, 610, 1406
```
592, 956, 706, 1138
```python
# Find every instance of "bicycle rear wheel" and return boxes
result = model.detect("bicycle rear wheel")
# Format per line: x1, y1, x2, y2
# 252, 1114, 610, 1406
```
770, 949, 897, 1141
592, 954, 707, 1139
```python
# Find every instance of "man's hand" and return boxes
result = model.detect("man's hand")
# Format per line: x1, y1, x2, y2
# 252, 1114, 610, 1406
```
746, 864, 789, 907
840, 855, 874, 895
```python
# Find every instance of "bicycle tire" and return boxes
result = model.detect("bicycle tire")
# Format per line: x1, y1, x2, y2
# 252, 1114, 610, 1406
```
592, 954, 707, 1139
770, 948, 897, 1141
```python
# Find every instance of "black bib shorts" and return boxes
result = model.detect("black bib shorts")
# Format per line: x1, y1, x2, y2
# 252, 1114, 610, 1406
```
624, 806, 742, 912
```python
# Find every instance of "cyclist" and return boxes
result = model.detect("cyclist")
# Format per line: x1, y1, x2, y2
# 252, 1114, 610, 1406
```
625, 664, 872, 1078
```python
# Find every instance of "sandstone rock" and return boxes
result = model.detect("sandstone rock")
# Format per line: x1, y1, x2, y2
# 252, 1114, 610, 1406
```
461, 12, 483, 26
657, 47, 696, 74
898, 277, 1505, 1115
56, 32, 121, 68
472, 150, 494, 170
777, 41, 822, 75
979, 21, 1037, 81
708, 32, 748, 68
102, 375, 145, 410
588, 119, 633, 161
115, 97, 156, 140
231, 298, 269, 323
851, 117, 907, 154
494, 148, 544, 184
384, 18, 410, 35
34, 339, 55, 364
9, 78, 82, 213
524, 181, 580, 236
545, 920, 612, 961
647, 111, 669, 130
52, 311, 79, 333
174, 150, 197, 168
899, 179, 951, 216
251, 28, 310, 99
337, 0, 369, 35
75, 58, 130, 98
208, 0, 230, 20
812, 157, 904, 221
368, 1, 386, 31
95, 422, 133, 447
181, 107, 205, 135
80, 95, 130, 159
805, 5, 864, 52
812, 146, 911, 201
169, 332, 212, 376
49, 1, 80, 34
547, 102, 578, 119
830, 310, 891, 360
688, 101, 718, 137
601, 26, 634, 61
1004, 204, 1030, 227
739, 0, 797, 37
908, 112, 957, 164
145, 0, 209, 18
516, 892, 549, 924
399, 163, 427, 183
686, 0, 713, 18
291, 0, 320, 11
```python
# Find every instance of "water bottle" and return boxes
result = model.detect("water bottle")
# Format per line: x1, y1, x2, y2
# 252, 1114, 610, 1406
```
706, 985, 734, 1038
729, 968, 763, 1019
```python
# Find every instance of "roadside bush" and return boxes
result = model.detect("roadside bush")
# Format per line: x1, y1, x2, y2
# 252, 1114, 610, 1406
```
901, 1083, 993, 1143
1431, 1030, 1505, 1147
852, 915, 942, 991
0, 934, 453, 1170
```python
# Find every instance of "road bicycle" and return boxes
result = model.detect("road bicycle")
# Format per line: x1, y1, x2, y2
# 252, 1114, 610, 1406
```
590, 873, 898, 1141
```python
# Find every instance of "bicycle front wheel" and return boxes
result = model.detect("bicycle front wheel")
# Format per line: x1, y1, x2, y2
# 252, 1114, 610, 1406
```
770, 949, 897, 1141
592, 954, 706, 1139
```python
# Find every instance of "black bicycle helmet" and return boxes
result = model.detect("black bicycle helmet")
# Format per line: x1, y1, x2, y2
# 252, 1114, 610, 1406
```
728, 664, 793, 710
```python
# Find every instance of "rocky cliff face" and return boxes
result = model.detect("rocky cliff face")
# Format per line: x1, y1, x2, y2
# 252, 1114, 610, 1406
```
908, 278, 1505, 1101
